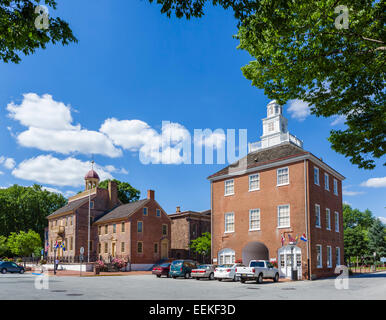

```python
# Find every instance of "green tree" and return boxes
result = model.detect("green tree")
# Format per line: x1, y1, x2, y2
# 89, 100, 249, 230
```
343, 204, 375, 230
368, 218, 386, 257
149, 0, 385, 169
0, 0, 77, 63
344, 227, 367, 264
98, 179, 140, 204
7, 230, 41, 257
190, 232, 211, 258
0, 184, 67, 239
0, 235, 8, 256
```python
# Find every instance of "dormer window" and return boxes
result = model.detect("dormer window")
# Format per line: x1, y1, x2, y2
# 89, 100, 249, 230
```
268, 122, 274, 131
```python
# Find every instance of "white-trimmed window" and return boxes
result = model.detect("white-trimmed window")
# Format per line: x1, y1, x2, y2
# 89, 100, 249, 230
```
333, 179, 338, 195
268, 122, 274, 131
224, 179, 234, 196
324, 173, 329, 191
335, 212, 339, 232
314, 167, 320, 185
224, 212, 235, 233
277, 205, 290, 228
277, 167, 289, 186
326, 208, 331, 230
156, 209, 161, 217
143, 207, 148, 216
316, 245, 322, 268
336, 247, 341, 266
249, 209, 260, 231
315, 204, 321, 228
249, 174, 260, 191
218, 248, 235, 265
137, 221, 143, 233
327, 246, 332, 267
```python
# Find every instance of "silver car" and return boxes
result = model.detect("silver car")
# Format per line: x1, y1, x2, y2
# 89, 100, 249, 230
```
191, 264, 216, 280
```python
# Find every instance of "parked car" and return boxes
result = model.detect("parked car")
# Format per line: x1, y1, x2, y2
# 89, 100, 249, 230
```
191, 264, 216, 280
152, 263, 171, 278
169, 260, 198, 279
236, 260, 279, 284
214, 263, 244, 281
0, 261, 25, 274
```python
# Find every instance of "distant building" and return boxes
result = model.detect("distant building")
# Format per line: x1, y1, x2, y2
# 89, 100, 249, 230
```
208, 100, 345, 280
46, 170, 171, 270
169, 207, 211, 262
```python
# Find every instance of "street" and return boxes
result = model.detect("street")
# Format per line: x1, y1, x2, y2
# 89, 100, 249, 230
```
0, 271, 385, 300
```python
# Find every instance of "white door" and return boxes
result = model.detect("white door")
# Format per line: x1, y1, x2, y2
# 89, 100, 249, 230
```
278, 246, 302, 279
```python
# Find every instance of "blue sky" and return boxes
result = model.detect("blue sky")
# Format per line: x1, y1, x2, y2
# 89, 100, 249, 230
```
0, 1, 385, 221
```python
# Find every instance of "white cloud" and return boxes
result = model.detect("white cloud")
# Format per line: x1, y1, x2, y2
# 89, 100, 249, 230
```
0, 171, 3, 175
12, 155, 113, 187
361, 177, 386, 188
7, 93, 122, 158
42, 186, 63, 194
3, 158, 16, 169
378, 217, 386, 225
342, 190, 365, 196
331, 115, 346, 126
287, 99, 311, 121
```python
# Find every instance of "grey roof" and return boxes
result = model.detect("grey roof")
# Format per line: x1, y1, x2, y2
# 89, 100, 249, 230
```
47, 196, 94, 218
94, 199, 149, 223
207, 142, 308, 180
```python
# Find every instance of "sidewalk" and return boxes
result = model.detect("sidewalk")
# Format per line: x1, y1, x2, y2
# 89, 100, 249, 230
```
28, 270, 152, 277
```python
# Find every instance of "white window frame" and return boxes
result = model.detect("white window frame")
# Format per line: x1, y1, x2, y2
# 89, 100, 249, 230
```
327, 246, 332, 268
333, 179, 338, 196
324, 173, 329, 191
315, 204, 321, 228
249, 174, 260, 191
224, 179, 234, 196
314, 167, 320, 186
224, 212, 235, 233
335, 211, 339, 232
277, 205, 290, 228
336, 247, 341, 266
249, 209, 261, 231
218, 248, 235, 265
316, 245, 322, 268
277, 167, 289, 186
156, 209, 161, 217
143, 207, 148, 216
326, 208, 331, 230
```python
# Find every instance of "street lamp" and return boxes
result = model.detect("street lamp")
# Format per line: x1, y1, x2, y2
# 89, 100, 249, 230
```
53, 247, 57, 275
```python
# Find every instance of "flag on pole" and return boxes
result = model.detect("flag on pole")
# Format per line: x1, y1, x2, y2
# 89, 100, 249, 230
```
288, 234, 296, 243
60, 243, 66, 252
300, 233, 308, 242
281, 234, 285, 246
55, 241, 59, 249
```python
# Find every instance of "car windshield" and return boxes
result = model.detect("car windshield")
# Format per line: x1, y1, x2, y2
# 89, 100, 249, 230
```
250, 261, 265, 267
218, 264, 233, 268
172, 261, 183, 266
197, 265, 210, 269
160, 263, 170, 267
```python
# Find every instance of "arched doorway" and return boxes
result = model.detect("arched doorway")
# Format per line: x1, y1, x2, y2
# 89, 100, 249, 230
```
278, 245, 302, 279
242, 242, 269, 265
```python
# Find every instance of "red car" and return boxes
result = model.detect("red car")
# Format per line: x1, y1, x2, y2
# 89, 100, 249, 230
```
152, 263, 171, 278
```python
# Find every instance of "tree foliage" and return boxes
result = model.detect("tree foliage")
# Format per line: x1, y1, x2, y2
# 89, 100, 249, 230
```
7, 229, 41, 257
0, 0, 77, 63
0, 184, 67, 239
98, 179, 140, 204
149, 0, 385, 169
368, 218, 386, 257
190, 232, 211, 256
0, 235, 8, 256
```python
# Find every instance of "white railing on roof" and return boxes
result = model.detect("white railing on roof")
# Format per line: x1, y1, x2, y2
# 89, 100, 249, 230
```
248, 132, 303, 153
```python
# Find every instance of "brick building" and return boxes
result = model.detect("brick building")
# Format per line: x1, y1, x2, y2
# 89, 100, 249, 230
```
208, 100, 345, 280
47, 170, 171, 270
169, 207, 211, 262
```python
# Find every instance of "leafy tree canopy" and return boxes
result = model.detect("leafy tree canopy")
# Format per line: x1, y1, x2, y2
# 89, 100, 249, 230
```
0, 184, 67, 239
0, 235, 8, 256
98, 179, 140, 204
149, 0, 385, 170
343, 203, 375, 230
190, 232, 211, 256
7, 229, 41, 257
368, 218, 386, 257
0, 0, 77, 63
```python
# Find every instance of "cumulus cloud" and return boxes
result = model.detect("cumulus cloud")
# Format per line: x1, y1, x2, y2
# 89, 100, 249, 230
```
342, 190, 365, 196
12, 155, 113, 187
287, 99, 311, 121
331, 115, 346, 126
360, 177, 386, 188
378, 217, 386, 225
7, 93, 122, 158
0, 156, 16, 170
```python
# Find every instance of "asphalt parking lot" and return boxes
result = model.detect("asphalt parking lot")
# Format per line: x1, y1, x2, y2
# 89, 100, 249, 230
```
0, 271, 385, 300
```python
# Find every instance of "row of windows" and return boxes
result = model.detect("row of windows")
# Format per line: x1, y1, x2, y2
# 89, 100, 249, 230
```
137, 221, 168, 235
98, 222, 126, 235
98, 222, 168, 236
315, 205, 340, 232
96, 241, 159, 255
316, 245, 341, 268
314, 166, 339, 195
143, 207, 162, 217
50, 216, 74, 228
224, 166, 339, 196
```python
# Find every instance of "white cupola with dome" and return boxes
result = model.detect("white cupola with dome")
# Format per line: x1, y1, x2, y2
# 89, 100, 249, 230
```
249, 100, 303, 152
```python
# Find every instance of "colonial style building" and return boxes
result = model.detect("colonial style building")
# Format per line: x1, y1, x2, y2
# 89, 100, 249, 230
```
208, 100, 345, 280
47, 170, 171, 270
169, 207, 211, 262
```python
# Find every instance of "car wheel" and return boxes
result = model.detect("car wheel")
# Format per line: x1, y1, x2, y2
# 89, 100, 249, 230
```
172, 276, 176, 279
19, 269, 25, 274
209, 273, 214, 280
240, 278, 246, 284
233, 275, 237, 282
195, 277, 200, 280
274, 273, 279, 282
156, 274, 161, 278
1, 268, 6, 274
217, 279, 222, 281
184, 273, 190, 279
257, 273, 263, 284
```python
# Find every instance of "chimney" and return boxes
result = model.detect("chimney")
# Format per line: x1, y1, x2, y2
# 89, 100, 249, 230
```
108, 180, 118, 209
176, 206, 181, 213
147, 189, 155, 200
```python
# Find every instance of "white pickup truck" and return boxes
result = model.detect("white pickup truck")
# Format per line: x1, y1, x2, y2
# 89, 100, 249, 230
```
236, 260, 280, 284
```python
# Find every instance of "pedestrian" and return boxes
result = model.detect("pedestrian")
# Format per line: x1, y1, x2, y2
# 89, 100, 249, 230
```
55, 257, 59, 272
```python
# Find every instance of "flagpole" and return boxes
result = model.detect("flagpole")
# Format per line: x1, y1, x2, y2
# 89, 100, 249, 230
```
88, 160, 94, 264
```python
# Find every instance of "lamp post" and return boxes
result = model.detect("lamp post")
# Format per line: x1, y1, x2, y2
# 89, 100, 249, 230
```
53, 247, 57, 275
